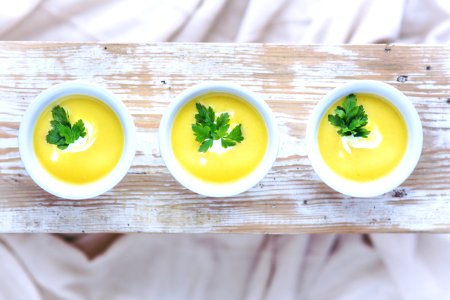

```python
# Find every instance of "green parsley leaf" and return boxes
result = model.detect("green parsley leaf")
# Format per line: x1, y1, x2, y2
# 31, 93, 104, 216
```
192, 103, 244, 153
72, 119, 87, 139
46, 128, 62, 144
215, 112, 229, 129
327, 94, 371, 138
192, 124, 211, 142
221, 138, 237, 148
195, 103, 215, 125
226, 124, 244, 143
51, 105, 71, 127
57, 123, 75, 143
46, 105, 87, 150
214, 123, 229, 140
213, 112, 230, 140
199, 139, 214, 153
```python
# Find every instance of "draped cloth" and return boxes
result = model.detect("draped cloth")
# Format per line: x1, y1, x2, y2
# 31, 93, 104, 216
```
1, 0, 450, 299
1, 0, 449, 43
1, 234, 450, 299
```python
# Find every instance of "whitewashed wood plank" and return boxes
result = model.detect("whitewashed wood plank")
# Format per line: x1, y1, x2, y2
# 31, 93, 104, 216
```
0, 43, 449, 233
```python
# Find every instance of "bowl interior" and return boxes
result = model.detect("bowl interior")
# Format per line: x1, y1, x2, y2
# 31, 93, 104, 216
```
306, 80, 423, 197
19, 81, 136, 199
159, 82, 279, 197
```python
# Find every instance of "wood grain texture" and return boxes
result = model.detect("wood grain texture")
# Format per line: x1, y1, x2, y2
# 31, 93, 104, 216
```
1, 42, 449, 233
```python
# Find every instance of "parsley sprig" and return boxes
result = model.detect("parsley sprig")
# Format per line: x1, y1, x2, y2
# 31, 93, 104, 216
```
46, 105, 86, 150
192, 103, 244, 153
328, 94, 370, 138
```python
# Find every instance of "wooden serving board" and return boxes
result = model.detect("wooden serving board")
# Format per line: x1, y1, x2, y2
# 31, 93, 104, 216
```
0, 43, 449, 233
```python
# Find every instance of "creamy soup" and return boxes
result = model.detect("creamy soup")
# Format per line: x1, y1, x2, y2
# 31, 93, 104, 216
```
171, 93, 268, 183
318, 93, 407, 182
34, 95, 124, 184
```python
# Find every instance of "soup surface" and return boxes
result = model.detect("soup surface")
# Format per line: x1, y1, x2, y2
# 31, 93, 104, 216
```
318, 93, 407, 182
34, 95, 124, 184
171, 93, 268, 183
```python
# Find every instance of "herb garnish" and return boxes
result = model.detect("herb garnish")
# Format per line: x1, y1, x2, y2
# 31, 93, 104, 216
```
192, 103, 244, 153
46, 105, 86, 150
328, 94, 370, 138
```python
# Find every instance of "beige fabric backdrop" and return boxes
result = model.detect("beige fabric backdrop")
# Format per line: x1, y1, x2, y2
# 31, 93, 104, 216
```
1, 0, 450, 43
1, 0, 450, 299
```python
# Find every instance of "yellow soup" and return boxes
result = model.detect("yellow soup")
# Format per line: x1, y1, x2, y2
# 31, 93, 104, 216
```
34, 95, 124, 184
171, 93, 268, 183
318, 93, 407, 182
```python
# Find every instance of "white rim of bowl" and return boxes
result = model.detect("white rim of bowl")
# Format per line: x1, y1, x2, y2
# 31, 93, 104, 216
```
306, 80, 423, 198
18, 81, 136, 199
159, 82, 279, 197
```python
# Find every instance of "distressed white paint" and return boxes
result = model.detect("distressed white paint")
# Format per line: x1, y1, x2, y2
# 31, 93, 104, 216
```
0, 43, 450, 233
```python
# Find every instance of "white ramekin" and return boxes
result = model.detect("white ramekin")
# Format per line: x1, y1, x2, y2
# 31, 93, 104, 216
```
18, 81, 136, 199
306, 80, 423, 198
159, 82, 279, 197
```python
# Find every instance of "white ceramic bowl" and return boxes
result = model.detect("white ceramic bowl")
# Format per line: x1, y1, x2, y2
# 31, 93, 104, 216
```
306, 80, 423, 197
19, 81, 136, 199
159, 82, 279, 197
